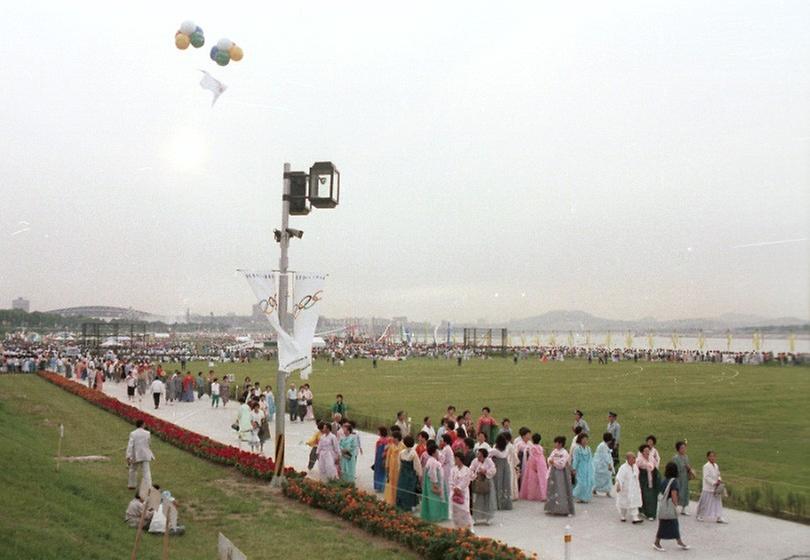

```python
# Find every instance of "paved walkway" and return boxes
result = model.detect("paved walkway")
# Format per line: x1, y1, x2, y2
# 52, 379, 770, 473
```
97, 380, 810, 560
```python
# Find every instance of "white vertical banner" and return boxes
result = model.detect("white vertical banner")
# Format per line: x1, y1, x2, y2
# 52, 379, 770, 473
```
290, 273, 326, 379
240, 270, 326, 374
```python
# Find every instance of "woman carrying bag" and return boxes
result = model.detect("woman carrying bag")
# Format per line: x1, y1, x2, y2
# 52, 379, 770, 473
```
469, 447, 497, 525
654, 462, 691, 552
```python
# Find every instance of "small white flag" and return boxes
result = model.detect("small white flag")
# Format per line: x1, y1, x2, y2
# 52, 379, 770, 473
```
199, 70, 227, 106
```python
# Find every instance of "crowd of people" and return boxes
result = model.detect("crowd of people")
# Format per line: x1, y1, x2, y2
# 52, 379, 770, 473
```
31, 343, 747, 554
2, 332, 789, 553
306, 399, 728, 551
2, 328, 806, 378
317, 342, 803, 367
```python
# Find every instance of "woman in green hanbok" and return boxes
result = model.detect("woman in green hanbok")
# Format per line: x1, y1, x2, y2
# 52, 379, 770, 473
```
421, 441, 449, 522
672, 441, 696, 515
636, 444, 660, 519
339, 423, 360, 484
396, 435, 423, 511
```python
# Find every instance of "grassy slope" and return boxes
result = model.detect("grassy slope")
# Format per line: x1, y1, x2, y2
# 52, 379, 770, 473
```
0, 376, 414, 560
189, 357, 810, 499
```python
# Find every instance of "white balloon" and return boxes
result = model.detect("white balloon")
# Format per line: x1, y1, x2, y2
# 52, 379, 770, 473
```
216, 38, 234, 51
179, 20, 196, 35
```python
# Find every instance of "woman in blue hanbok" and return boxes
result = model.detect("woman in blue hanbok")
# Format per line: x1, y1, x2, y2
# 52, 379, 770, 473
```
593, 433, 615, 495
572, 433, 595, 502
373, 427, 390, 492
339, 423, 360, 484
263, 386, 275, 423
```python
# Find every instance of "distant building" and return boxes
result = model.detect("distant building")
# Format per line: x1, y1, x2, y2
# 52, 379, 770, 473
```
46, 306, 159, 322
12, 297, 30, 312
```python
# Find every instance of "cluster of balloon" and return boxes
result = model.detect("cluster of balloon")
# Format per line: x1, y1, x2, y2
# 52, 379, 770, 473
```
209, 38, 244, 66
175, 20, 205, 50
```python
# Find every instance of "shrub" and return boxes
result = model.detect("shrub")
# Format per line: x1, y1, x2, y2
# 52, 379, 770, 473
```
762, 484, 784, 516
786, 492, 807, 518
283, 478, 534, 560
744, 486, 762, 512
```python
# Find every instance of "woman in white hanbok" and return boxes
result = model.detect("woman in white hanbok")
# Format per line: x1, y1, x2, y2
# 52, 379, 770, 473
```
316, 424, 340, 481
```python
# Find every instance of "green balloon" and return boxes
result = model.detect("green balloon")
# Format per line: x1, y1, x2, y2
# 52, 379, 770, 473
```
215, 49, 230, 66
190, 32, 205, 48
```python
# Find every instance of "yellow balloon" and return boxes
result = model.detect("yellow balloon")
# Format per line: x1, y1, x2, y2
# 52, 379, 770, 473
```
229, 45, 243, 61
175, 32, 190, 50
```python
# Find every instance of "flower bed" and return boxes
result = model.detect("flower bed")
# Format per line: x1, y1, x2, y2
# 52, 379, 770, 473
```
283, 478, 534, 560
37, 371, 298, 480
39, 371, 535, 558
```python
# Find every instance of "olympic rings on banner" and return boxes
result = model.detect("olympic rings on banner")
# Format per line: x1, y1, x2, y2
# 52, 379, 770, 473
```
292, 290, 323, 317
259, 296, 278, 315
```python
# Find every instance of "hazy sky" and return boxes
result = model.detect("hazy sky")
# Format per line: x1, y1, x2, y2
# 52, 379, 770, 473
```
2, 1, 808, 323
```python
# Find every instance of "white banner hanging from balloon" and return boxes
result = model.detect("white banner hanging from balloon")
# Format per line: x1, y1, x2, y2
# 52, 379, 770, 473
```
240, 270, 326, 375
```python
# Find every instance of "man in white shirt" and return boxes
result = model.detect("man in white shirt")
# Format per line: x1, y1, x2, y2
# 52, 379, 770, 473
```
287, 384, 297, 422
395, 411, 411, 435
210, 378, 221, 408
421, 416, 436, 440
150, 377, 165, 409
126, 420, 155, 491
615, 452, 643, 523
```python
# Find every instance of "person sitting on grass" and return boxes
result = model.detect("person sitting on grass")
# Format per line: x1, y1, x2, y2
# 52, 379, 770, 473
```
146, 485, 186, 536
125, 492, 153, 528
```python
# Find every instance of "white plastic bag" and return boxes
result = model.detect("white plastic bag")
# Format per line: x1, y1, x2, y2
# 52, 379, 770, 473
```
148, 504, 166, 533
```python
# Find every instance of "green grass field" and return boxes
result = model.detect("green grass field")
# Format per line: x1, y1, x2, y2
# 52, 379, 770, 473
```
0, 376, 415, 560
193, 356, 810, 512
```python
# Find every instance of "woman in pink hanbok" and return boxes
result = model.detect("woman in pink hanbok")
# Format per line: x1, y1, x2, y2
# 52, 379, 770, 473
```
450, 451, 474, 530
302, 384, 315, 420
316, 423, 340, 481
94, 368, 105, 392
519, 433, 548, 501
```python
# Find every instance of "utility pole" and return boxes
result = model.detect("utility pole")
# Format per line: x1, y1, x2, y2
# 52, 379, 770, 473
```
272, 162, 292, 485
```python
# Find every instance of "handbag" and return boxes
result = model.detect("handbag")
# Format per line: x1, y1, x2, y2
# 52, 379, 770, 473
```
657, 479, 677, 520
452, 488, 464, 504
472, 474, 490, 495
714, 481, 727, 497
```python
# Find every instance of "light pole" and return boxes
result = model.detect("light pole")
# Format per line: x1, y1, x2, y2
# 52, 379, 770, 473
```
271, 161, 340, 485
271, 163, 292, 484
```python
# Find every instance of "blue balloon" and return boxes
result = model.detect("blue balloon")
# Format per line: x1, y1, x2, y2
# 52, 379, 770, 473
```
210, 46, 219, 60
195, 25, 203, 34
